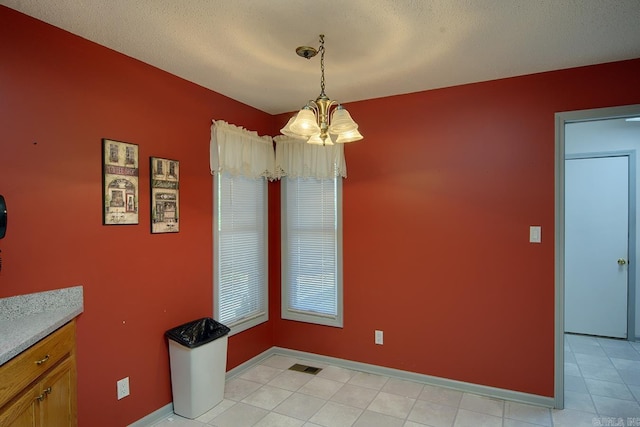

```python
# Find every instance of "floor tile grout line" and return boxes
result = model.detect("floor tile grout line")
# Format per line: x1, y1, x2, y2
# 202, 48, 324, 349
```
575, 344, 601, 416
153, 341, 640, 426
245, 369, 535, 427
605, 339, 638, 408
565, 333, 640, 419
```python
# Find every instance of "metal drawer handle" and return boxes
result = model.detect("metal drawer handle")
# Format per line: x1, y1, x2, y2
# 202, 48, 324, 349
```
35, 387, 52, 402
35, 354, 50, 365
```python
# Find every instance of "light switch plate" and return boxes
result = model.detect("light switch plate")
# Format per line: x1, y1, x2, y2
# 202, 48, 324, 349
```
529, 226, 541, 243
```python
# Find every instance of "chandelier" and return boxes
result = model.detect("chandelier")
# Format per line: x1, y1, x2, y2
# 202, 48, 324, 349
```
281, 34, 363, 146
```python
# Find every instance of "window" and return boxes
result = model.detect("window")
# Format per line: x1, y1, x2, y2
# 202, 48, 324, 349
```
281, 176, 343, 327
214, 171, 268, 334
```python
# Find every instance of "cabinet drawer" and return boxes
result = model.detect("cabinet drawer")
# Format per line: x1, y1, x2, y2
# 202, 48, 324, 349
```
0, 321, 75, 409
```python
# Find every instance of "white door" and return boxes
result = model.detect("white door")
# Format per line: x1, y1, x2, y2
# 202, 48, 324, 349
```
565, 155, 629, 338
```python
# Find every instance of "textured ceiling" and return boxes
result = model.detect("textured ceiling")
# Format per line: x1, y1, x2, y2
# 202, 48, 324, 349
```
2, 0, 640, 114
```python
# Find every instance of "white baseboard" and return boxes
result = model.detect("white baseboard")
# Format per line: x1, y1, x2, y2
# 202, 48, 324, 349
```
133, 345, 555, 425
225, 347, 277, 379
128, 403, 173, 427
227, 346, 555, 408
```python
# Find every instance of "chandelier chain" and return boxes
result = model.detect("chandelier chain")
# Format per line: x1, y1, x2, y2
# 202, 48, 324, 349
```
319, 34, 326, 97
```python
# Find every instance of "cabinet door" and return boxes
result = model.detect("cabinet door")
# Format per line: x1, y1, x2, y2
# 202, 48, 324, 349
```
38, 357, 76, 426
0, 382, 38, 427
0, 356, 76, 427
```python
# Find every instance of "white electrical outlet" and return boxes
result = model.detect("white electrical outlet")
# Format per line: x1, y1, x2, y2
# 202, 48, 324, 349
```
117, 377, 130, 400
375, 330, 383, 345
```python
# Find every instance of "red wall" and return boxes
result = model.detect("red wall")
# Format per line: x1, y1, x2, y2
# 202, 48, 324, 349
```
273, 59, 640, 396
0, 7, 273, 426
3, 4, 640, 425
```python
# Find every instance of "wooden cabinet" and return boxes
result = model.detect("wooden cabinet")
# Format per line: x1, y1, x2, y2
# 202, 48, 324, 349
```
0, 320, 77, 426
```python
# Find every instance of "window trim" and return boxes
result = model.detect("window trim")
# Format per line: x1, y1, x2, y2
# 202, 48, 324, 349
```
281, 176, 343, 328
213, 171, 269, 336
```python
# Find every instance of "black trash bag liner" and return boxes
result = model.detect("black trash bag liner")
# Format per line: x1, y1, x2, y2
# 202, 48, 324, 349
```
165, 317, 230, 349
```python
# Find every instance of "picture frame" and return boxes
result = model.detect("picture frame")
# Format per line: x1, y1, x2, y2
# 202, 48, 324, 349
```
150, 157, 179, 233
102, 139, 139, 225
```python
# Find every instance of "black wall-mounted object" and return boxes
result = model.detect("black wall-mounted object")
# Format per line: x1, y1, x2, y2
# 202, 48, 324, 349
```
0, 195, 6, 239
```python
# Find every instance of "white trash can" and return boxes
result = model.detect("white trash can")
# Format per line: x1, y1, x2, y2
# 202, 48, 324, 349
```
166, 318, 230, 419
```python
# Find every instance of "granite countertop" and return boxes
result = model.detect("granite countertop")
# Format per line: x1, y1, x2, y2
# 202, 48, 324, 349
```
0, 286, 83, 365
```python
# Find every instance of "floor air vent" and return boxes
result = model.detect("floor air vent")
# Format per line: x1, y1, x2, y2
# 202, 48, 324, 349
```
288, 363, 322, 375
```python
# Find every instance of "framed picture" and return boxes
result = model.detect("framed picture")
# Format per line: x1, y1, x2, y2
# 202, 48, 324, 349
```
102, 139, 139, 225
150, 157, 179, 233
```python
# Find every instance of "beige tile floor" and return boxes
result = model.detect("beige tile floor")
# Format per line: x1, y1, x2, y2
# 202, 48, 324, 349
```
151, 335, 640, 426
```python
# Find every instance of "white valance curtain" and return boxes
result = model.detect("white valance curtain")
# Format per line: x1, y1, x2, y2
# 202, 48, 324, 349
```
210, 121, 348, 180
210, 120, 275, 180
274, 135, 347, 179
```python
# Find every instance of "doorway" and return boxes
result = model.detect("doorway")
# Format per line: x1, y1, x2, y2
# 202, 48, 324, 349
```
554, 104, 640, 409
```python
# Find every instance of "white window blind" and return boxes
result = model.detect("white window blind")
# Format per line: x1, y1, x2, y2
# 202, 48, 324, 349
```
282, 176, 343, 327
214, 171, 268, 334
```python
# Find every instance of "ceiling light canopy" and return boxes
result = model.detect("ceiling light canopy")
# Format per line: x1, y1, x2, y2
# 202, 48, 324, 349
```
281, 35, 363, 146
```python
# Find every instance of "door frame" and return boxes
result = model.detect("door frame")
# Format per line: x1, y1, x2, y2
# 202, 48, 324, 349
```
554, 104, 640, 409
